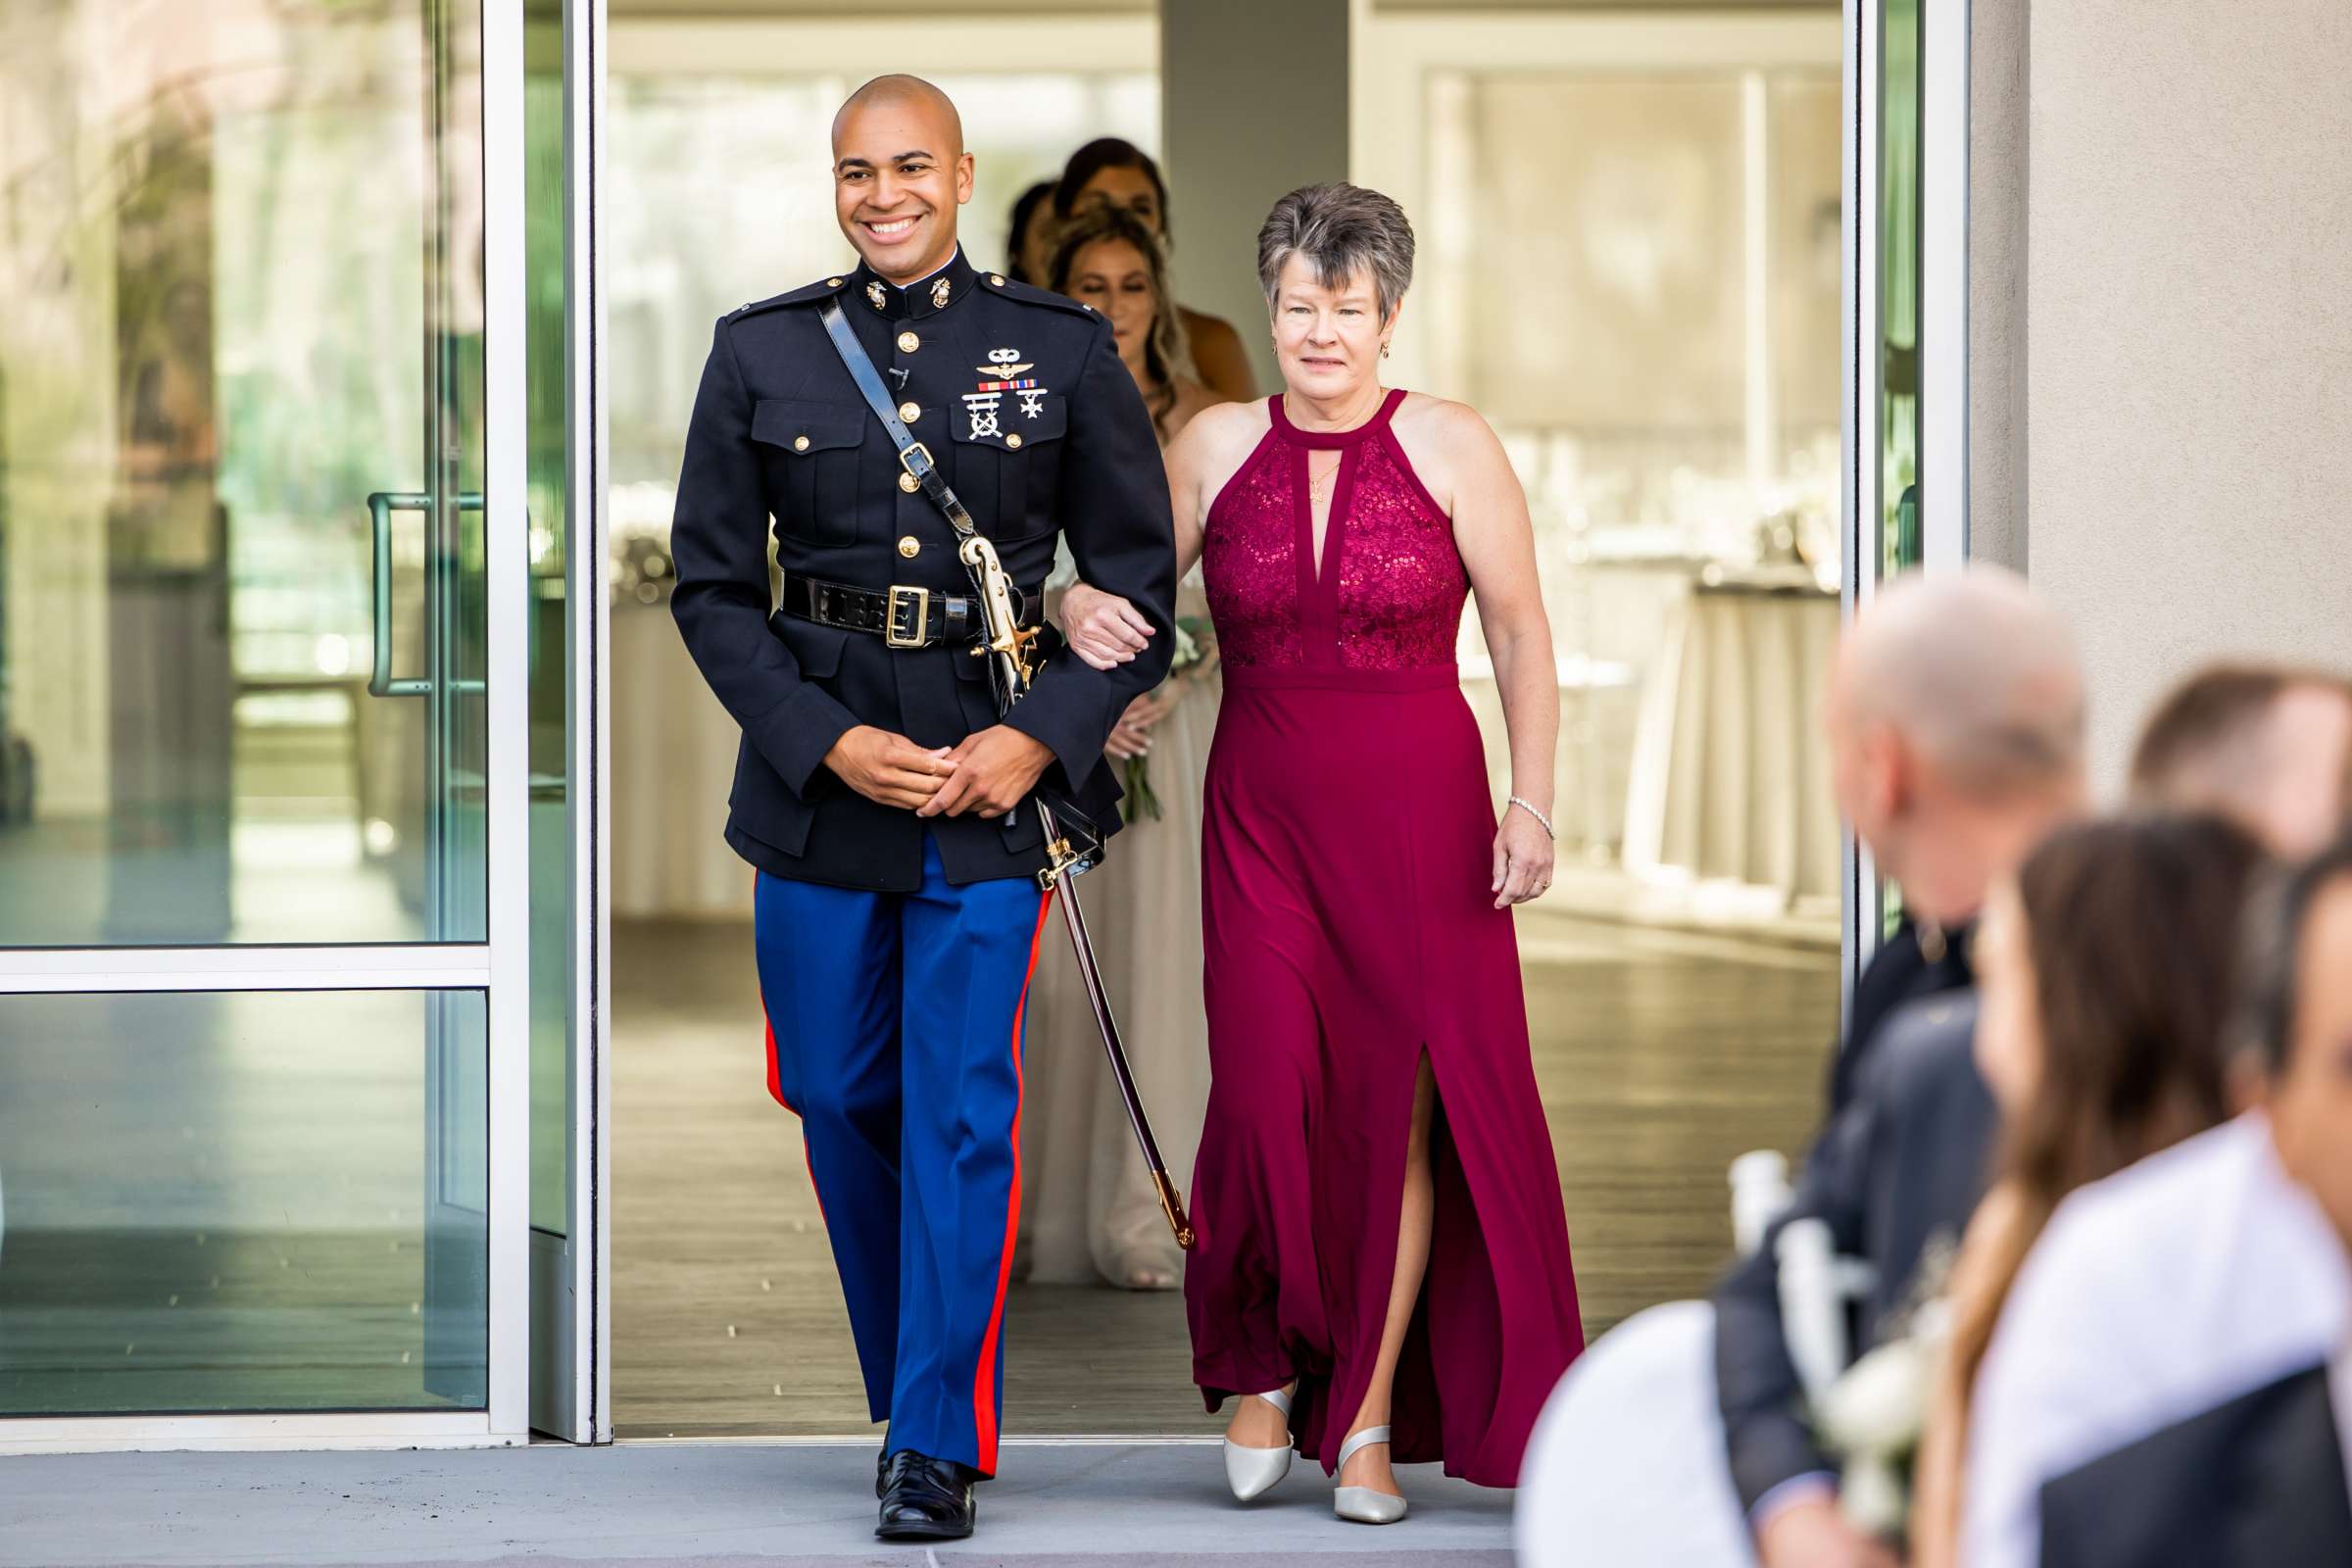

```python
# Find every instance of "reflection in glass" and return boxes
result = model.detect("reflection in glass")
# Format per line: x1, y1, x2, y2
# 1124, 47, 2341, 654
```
1880, 0, 1924, 576
0, 989, 487, 1415
523, 4, 570, 1242
0, 0, 487, 947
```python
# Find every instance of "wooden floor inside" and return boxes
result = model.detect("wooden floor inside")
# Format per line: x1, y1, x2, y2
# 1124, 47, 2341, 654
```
612, 904, 1836, 1439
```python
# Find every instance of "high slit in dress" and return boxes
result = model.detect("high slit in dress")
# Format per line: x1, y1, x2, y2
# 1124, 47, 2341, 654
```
1183, 388, 1585, 1486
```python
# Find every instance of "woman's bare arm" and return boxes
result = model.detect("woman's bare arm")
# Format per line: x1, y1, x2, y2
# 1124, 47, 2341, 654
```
1417, 399, 1559, 905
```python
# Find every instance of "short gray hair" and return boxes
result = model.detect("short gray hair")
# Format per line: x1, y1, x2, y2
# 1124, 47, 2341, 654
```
1256, 183, 1416, 320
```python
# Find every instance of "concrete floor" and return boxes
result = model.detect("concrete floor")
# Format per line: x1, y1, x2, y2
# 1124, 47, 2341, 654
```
0, 1442, 1515, 1567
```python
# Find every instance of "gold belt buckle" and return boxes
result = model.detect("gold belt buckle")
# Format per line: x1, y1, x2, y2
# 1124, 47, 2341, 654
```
897, 441, 936, 485
885, 584, 931, 648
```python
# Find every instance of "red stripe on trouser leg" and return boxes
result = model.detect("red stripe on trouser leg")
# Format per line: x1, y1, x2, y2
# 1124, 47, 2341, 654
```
763, 1017, 790, 1109
760, 1014, 829, 1225
971, 885, 1054, 1474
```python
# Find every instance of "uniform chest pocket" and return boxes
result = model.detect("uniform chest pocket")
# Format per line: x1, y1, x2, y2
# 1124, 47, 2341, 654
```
949, 392, 1067, 542
752, 398, 865, 548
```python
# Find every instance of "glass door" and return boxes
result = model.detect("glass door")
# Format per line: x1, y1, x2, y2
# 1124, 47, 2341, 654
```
0, 0, 529, 1446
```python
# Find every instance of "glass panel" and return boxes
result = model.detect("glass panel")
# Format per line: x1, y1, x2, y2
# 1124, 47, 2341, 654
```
0, 0, 487, 947
523, 3, 568, 1240
1415, 68, 1842, 889
1879, 0, 1924, 576
0, 989, 487, 1415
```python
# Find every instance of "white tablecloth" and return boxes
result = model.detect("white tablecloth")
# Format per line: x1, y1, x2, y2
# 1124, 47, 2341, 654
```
1621, 580, 1840, 906
612, 598, 754, 918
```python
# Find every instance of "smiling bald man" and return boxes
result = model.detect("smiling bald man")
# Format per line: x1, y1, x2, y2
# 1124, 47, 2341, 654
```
668, 75, 1177, 1541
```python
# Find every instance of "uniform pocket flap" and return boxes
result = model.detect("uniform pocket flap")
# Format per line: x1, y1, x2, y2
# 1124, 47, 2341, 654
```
753, 398, 865, 456
769, 609, 849, 678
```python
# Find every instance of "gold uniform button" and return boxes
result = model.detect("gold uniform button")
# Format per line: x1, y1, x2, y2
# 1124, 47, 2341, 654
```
792, 435, 810, 453
897, 330, 920, 354
826, 277, 843, 288
898, 401, 921, 423
897, 535, 920, 559
1005, 433, 1023, 450
989, 273, 1005, 287
898, 470, 920, 493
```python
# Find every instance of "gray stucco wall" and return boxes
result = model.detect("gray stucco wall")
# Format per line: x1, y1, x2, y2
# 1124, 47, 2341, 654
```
2021, 0, 2352, 791
1160, 0, 1351, 393
1968, 0, 2029, 574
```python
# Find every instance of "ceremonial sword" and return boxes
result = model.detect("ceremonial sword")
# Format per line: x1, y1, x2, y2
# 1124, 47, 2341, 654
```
957, 530, 1197, 1252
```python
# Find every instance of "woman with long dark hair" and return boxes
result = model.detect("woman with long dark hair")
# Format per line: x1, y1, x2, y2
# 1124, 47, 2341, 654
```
1004, 177, 1058, 286
1907, 812, 2265, 1566
1055, 137, 1256, 402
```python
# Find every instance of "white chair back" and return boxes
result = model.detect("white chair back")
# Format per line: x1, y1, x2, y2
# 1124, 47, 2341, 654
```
1515, 1300, 1759, 1568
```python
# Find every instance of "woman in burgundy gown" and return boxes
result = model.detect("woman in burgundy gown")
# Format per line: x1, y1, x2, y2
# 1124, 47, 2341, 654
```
1064, 183, 1582, 1522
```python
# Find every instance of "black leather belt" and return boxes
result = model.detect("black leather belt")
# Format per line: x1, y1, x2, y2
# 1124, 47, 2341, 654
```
781, 572, 1038, 650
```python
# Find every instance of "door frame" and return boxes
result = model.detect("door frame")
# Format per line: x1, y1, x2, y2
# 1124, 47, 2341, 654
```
0, 0, 534, 1454
555, 0, 613, 1446
1839, 0, 1971, 1002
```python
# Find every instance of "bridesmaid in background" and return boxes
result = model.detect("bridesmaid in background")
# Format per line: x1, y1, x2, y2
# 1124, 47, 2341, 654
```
1004, 177, 1059, 286
1020, 202, 1228, 1291
1054, 138, 1257, 405
1064, 183, 1582, 1525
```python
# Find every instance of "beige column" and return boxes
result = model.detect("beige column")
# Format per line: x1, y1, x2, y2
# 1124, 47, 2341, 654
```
2020, 0, 2352, 790
1967, 0, 2029, 573
1159, 0, 1353, 393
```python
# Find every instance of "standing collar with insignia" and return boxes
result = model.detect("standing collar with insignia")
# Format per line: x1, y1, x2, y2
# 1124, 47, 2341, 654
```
851, 246, 978, 321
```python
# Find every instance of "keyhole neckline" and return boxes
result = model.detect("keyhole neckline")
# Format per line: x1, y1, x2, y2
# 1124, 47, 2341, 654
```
1269, 387, 1408, 450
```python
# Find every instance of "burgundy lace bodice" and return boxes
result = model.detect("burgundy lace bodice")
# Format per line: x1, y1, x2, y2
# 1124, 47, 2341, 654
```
1202, 390, 1467, 673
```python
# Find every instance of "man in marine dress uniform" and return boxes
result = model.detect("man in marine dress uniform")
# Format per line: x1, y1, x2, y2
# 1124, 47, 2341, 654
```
668, 75, 1175, 1540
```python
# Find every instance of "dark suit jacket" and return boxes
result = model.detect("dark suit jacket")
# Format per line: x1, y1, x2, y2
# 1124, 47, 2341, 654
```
2039, 1363, 2352, 1568
1714, 988, 1998, 1514
1830, 918, 1974, 1112
669, 248, 1176, 891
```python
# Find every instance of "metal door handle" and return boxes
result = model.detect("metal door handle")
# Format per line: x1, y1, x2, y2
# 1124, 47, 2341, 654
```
368, 490, 484, 697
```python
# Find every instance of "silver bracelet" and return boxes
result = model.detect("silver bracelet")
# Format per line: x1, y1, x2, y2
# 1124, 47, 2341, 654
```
1507, 796, 1556, 841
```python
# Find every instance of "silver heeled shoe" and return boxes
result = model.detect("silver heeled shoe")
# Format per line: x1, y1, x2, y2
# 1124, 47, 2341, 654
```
1333, 1425, 1406, 1525
1221, 1387, 1295, 1501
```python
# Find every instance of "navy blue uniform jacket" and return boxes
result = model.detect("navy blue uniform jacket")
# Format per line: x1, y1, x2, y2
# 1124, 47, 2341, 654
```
669, 249, 1178, 892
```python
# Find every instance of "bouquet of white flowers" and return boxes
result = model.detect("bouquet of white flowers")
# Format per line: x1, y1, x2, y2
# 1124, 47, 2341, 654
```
1808, 1239, 1957, 1545
1121, 614, 1210, 821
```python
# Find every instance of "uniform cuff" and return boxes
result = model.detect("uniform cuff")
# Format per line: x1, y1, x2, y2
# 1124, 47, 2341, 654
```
747, 681, 860, 801
1750, 1471, 1839, 1535
1003, 696, 1099, 798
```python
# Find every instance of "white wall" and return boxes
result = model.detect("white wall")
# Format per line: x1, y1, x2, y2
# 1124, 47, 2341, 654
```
2022, 0, 2352, 791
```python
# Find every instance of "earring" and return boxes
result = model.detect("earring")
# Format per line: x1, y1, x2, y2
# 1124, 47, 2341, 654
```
1381, 341, 1392, 360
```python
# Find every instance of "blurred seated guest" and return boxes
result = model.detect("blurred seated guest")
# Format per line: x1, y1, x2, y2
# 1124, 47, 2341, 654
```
2129, 662, 2352, 858
1020, 201, 1227, 1291
1717, 568, 2085, 1568
1905, 813, 2264, 1568
1005, 177, 1059, 286
1961, 834, 2352, 1568
1054, 137, 1256, 402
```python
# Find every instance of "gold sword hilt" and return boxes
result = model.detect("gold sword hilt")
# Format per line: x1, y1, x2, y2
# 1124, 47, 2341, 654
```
957, 533, 1043, 687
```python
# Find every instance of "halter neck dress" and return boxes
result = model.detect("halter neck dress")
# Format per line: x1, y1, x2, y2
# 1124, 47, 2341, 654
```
1184, 389, 1585, 1484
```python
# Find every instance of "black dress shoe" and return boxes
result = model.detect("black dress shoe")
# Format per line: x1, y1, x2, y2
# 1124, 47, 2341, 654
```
875, 1448, 888, 1499
876, 1449, 977, 1541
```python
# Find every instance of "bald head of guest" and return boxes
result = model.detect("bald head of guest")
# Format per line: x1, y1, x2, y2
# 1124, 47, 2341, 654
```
830, 74, 974, 284
1825, 566, 2087, 928
2129, 664, 2352, 858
